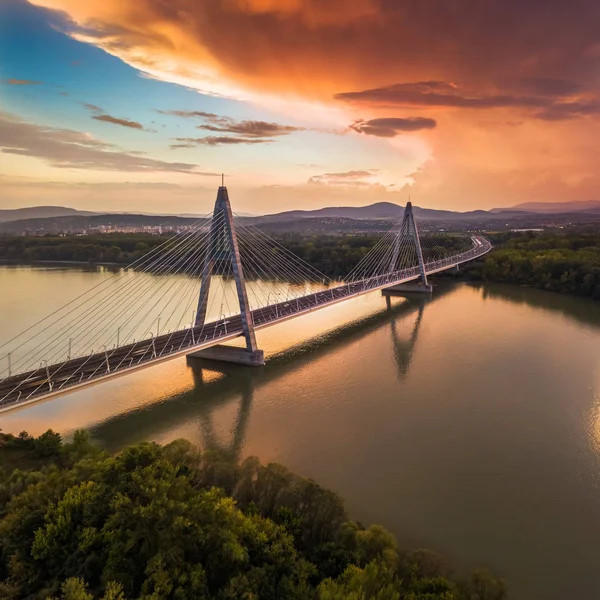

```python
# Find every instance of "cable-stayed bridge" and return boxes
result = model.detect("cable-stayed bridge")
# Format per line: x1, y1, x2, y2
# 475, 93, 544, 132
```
0, 186, 491, 411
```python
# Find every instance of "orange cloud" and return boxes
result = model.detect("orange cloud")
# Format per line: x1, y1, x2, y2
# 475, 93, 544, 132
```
227, 0, 379, 26
30, 0, 600, 103
26, 0, 600, 207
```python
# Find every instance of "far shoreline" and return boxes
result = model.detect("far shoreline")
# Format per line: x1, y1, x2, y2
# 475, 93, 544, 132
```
0, 258, 123, 267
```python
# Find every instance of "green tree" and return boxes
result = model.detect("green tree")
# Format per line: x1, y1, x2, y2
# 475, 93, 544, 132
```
318, 560, 401, 600
34, 430, 62, 458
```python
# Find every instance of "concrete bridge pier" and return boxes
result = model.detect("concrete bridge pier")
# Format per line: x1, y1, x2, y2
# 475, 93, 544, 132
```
382, 282, 434, 295
187, 344, 265, 367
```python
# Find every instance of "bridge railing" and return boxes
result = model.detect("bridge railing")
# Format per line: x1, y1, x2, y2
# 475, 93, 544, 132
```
0, 236, 492, 410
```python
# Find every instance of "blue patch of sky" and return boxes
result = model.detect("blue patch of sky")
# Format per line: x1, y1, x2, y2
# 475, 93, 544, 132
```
0, 0, 400, 180
0, 1, 303, 150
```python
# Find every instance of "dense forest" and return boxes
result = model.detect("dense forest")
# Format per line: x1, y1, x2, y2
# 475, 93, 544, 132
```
462, 231, 600, 300
0, 430, 505, 600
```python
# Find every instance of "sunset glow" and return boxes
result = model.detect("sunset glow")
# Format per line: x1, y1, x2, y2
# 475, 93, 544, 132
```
1, 0, 599, 213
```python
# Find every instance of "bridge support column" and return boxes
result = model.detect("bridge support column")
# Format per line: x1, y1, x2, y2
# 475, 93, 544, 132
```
382, 283, 433, 295
187, 344, 264, 366
189, 184, 264, 367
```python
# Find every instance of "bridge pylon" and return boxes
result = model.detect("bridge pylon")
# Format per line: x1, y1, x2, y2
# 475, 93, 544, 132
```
384, 201, 433, 294
189, 185, 264, 366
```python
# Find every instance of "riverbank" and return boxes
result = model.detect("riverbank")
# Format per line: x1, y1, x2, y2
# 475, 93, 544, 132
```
458, 233, 600, 300
0, 258, 122, 267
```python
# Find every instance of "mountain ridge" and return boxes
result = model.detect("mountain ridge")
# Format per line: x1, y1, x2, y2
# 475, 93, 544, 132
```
0, 206, 97, 223
2, 200, 599, 231
256, 202, 587, 221
491, 199, 600, 214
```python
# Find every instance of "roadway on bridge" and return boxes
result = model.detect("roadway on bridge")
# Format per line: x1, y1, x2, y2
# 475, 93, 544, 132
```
0, 236, 491, 410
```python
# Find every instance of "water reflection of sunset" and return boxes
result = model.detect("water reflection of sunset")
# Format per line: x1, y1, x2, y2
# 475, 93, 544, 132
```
3, 276, 600, 600
0, 266, 412, 436
587, 363, 600, 455
0, 358, 225, 436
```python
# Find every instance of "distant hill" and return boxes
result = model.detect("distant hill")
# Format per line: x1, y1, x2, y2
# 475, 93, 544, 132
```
260, 202, 404, 220
492, 200, 600, 214
0, 206, 96, 223
1, 201, 599, 235
3, 200, 599, 227
259, 201, 600, 222
0, 213, 204, 233
259, 202, 502, 222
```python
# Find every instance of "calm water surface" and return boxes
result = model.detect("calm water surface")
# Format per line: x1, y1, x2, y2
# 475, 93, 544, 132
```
1, 264, 600, 600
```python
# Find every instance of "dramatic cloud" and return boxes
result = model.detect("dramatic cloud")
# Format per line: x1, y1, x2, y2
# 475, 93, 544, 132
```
29, 0, 600, 102
3, 79, 42, 85
20, 0, 600, 207
338, 81, 580, 112
173, 136, 272, 146
84, 103, 144, 130
350, 117, 437, 137
336, 80, 600, 122
0, 112, 211, 173
335, 81, 540, 108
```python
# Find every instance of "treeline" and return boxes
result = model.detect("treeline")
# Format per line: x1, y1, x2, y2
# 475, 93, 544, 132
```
2, 230, 598, 298
464, 231, 600, 300
278, 233, 471, 278
0, 233, 472, 278
0, 235, 166, 265
0, 430, 506, 600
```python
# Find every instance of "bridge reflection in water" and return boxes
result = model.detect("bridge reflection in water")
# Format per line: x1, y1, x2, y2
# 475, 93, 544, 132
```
86, 289, 443, 455
385, 294, 426, 379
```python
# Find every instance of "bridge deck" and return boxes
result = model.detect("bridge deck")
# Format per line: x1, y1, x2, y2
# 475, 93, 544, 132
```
0, 236, 491, 411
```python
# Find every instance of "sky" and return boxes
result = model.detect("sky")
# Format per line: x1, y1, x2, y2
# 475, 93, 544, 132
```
0, 0, 599, 215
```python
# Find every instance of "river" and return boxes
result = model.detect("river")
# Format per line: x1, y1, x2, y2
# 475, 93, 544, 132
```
1, 263, 600, 599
